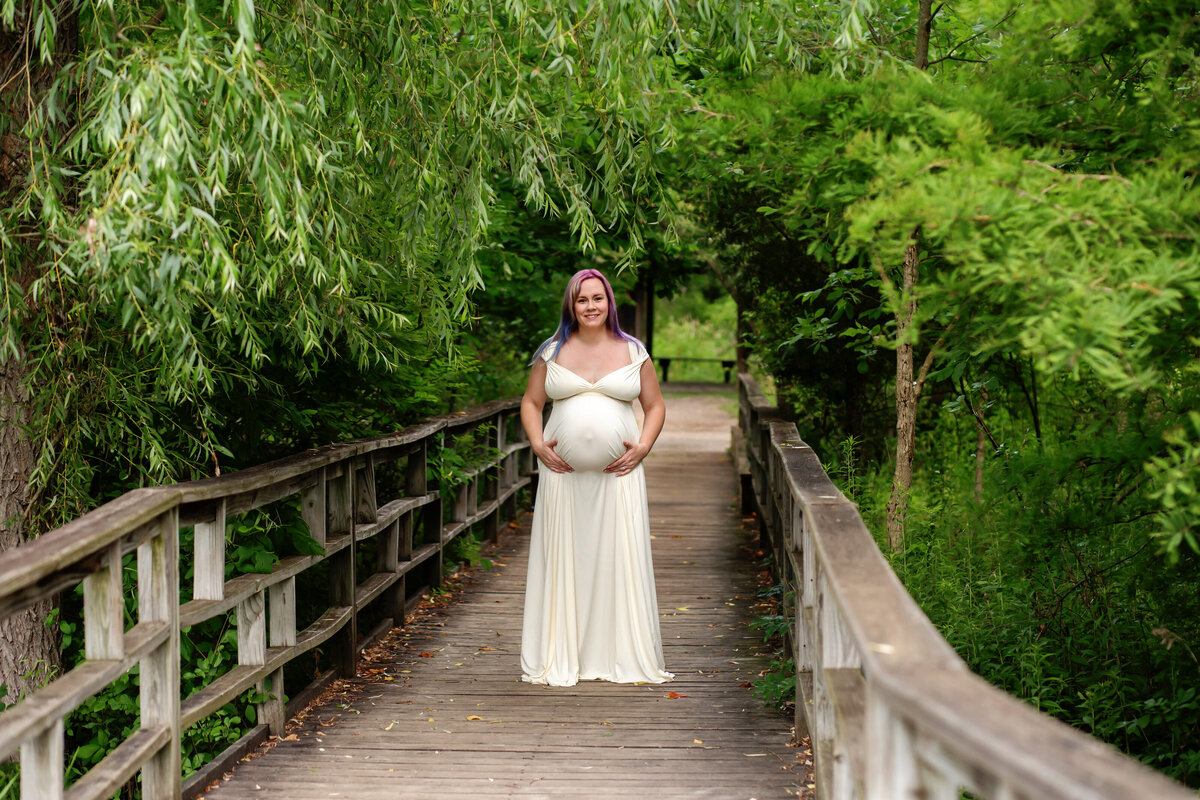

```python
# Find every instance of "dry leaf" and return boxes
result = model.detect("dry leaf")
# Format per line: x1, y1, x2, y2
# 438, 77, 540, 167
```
693, 739, 703, 744
466, 715, 483, 721
419, 652, 434, 658
666, 692, 688, 699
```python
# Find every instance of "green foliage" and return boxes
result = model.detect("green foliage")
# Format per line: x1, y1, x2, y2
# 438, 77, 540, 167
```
750, 576, 796, 712
652, 274, 737, 382
850, 384, 1200, 784
18, 501, 329, 786
667, 0, 1200, 785
446, 531, 493, 573
753, 657, 796, 712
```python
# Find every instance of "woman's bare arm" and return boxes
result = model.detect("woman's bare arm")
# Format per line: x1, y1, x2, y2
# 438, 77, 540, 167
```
605, 359, 666, 476
521, 362, 573, 473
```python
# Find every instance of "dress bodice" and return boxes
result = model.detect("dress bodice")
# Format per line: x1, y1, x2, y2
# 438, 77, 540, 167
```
542, 340, 648, 402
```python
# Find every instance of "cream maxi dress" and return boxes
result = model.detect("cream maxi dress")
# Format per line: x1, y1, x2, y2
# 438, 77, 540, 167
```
520, 340, 673, 687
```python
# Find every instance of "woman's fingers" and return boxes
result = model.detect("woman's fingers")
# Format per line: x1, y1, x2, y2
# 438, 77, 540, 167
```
605, 441, 644, 474
539, 439, 573, 473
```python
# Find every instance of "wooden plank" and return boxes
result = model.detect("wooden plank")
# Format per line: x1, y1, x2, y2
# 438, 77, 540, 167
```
83, 542, 123, 660
181, 606, 352, 729
193, 498, 226, 601
206, 392, 804, 800
237, 591, 266, 666
171, 420, 447, 505
137, 509, 181, 798
21, 717, 63, 800
826, 667, 867, 798
223, 470, 320, 518
0, 489, 178, 619
353, 493, 438, 542
0, 621, 168, 761
180, 553, 321, 628
301, 469, 326, 547
355, 456, 378, 524
355, 570, 400, 610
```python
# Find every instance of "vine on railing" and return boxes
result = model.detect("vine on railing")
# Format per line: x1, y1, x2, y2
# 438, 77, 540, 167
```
0, 398, 533, 800
737, 373, 1192, 800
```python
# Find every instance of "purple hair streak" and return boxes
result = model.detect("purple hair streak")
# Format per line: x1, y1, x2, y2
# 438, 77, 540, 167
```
531, 269, 639, 365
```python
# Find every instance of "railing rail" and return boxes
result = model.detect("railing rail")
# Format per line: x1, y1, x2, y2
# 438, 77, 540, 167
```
737, 373, 1192, 800
0, 397, 533, 799
653, 355, 736, 384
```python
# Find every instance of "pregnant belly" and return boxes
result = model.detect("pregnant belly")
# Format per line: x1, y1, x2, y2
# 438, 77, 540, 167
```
546, 395, 634, 472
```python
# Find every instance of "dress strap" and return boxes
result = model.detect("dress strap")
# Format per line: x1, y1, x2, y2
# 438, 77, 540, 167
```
537, 340, 558, 364
627, 339, 648, 365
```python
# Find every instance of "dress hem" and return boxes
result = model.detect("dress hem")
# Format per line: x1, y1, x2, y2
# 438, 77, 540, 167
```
521, 671, 674, 688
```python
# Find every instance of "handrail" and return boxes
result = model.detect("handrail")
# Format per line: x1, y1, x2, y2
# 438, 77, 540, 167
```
0, 397, 534, 799
736, 373, 1192, 800
652, 355, 736, 384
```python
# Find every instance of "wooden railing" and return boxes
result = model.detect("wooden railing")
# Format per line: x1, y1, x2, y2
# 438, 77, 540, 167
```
0, 398, 533, 800
653, 356, 736, 384
737, 374, 1193, 800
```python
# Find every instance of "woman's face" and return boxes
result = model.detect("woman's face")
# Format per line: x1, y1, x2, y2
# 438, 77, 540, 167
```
574, 277, 608, 329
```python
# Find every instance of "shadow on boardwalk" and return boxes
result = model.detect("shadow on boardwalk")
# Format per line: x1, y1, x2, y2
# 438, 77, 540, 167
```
203, 390, 807, 799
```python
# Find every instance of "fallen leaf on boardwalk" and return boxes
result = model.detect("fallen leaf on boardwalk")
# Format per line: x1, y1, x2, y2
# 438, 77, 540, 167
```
478, 646, 500, 651
740, 682, 753, 688
675, 607, 689, 611
744, 753, 767, 757
693, 739, 703, 744
427, 717, 434, 722
466, 716, 483, 721
665, 692, 688, 699
383, 677, 394, 682
419, 652, 434, 658
384, 721, 398, 731
281, 734, 299, 742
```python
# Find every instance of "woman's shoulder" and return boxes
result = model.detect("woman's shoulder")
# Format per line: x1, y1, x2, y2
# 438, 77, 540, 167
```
532, 337, 561, 364
623, 336, 648, 358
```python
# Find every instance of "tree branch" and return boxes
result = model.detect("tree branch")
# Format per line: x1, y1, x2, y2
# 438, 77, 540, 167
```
929, 9, 1015, 66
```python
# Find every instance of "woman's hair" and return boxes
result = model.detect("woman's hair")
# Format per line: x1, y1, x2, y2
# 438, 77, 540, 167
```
532, 268, 638, 364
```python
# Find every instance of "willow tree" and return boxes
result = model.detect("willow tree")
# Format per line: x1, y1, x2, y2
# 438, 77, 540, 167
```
0, 0, 807, 703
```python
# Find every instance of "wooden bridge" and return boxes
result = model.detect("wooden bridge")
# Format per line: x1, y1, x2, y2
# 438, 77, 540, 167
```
0, 377, 1193, 799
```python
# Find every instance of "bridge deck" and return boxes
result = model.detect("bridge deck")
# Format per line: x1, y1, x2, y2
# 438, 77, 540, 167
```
203, 390, 804, 799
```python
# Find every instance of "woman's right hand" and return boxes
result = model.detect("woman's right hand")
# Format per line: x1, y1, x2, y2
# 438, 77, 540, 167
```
533, 439, 573, 473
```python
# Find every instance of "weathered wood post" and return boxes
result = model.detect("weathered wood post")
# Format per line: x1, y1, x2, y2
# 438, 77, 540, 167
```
193, 499, 227, 601
265, 576, 296, 735
138, 508, 180, 798
327, 466, 356, 677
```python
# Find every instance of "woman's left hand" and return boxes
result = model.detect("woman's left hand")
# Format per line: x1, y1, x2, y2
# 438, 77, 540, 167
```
605, 441, 650, 476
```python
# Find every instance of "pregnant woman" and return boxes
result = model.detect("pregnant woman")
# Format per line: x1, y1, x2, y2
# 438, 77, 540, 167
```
519, 269, 673, 687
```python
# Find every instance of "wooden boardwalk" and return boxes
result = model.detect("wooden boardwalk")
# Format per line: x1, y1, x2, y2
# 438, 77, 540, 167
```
203, 391, 804, 799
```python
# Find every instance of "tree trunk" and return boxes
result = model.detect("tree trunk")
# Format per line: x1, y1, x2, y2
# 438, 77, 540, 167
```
885, 236, 920, 551
915, 0, 934, 70
882, 4, 936, 550
0, 353, 61, 704
0, 2, 79, 705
